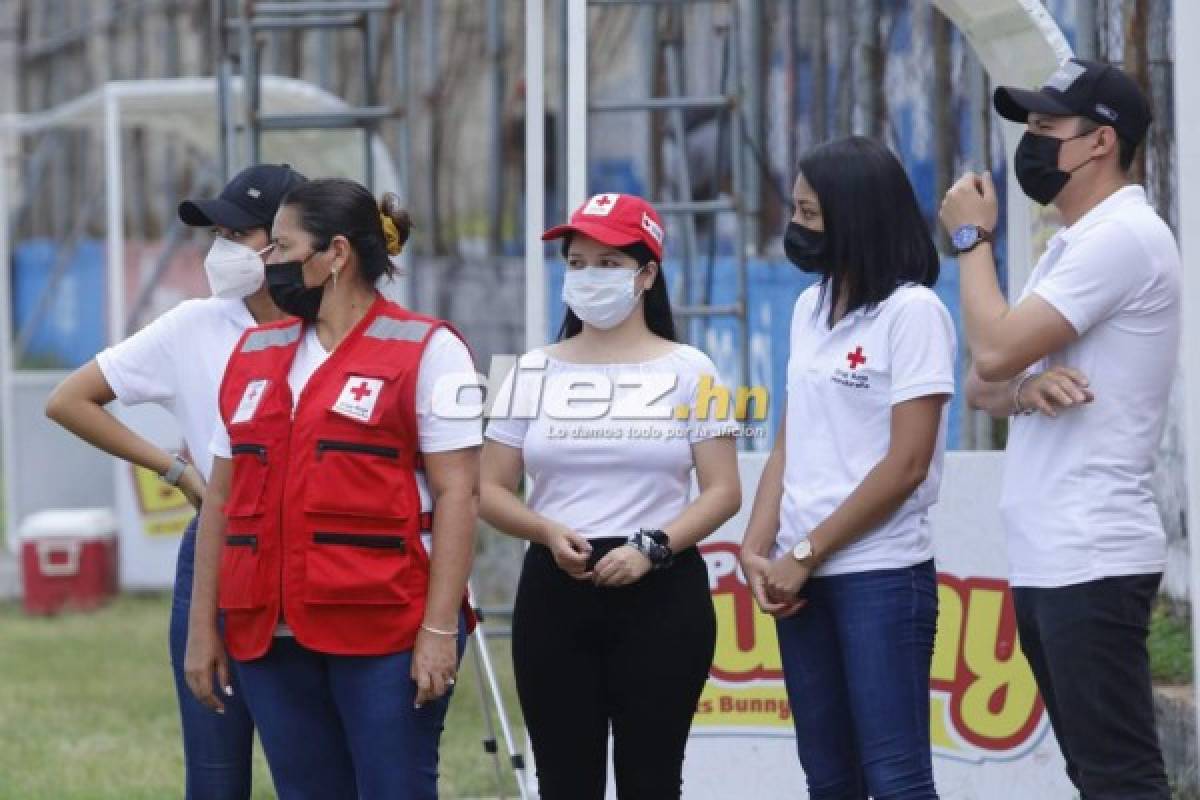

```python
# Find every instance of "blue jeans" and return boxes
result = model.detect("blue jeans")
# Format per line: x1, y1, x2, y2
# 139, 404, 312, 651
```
235, 618, 467, 800
169, 516, 255, 799
775, 559, 939, 800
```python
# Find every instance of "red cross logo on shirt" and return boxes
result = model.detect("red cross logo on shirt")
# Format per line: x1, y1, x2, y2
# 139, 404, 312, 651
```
847, 346, 867, 370
350, 381, 374, 402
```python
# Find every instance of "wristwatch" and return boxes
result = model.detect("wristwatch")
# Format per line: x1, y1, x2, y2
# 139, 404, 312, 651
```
628, 529, 674, 570
792, 539, 816, 565
951, 224, 994, 255
160, 454, 189, 487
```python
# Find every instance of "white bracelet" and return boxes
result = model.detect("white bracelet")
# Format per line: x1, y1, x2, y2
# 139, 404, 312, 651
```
1012, 372, 1038, 416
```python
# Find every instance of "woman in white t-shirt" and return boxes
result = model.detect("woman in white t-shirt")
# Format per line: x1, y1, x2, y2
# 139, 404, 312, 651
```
740, 137, 955, 799
480, 194, 741, 799
45, 163, 306, 799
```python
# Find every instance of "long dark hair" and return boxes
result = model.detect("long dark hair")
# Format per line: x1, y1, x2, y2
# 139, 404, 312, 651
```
797, 136, 939, 327
280, 178, 412, 285
557, 236, 678, 342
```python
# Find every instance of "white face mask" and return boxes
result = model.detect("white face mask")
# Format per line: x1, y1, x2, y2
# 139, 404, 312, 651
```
562, 265, 645, 330
204, 237, 271, 299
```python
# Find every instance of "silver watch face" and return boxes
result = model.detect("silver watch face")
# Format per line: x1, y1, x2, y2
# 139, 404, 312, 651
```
792, 540, 813, 561
952, 225, 979, 251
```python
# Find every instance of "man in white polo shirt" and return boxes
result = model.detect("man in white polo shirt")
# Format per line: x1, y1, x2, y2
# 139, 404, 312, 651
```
939, 59, 1178, 799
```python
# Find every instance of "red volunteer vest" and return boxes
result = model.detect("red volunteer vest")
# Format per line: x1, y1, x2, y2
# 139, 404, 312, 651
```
217, 295, 473, 660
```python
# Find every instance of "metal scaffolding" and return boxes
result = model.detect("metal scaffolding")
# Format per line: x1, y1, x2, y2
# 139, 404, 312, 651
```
214, 0, 408, 187
581, 0, 755, 390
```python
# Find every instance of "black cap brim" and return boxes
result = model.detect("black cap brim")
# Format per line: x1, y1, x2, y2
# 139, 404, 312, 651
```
993, 86, 1075, 123
177, 197, 264, 230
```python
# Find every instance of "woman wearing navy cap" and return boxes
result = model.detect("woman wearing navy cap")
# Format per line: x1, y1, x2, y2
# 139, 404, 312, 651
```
480, 193, 742, 799
46, 163, 307, 799
186, 179, 480, 799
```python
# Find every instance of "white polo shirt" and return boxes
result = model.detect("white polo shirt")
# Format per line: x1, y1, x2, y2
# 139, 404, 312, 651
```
1000, 185, 1181, 588
96, 297, 256, 482
775, 284, 956, 576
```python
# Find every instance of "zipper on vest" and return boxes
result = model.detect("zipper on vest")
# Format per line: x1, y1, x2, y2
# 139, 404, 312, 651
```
231, 443, 268, 464
315, 440, 399, 461
226, 534, 259, 553
312, 532, 406, 551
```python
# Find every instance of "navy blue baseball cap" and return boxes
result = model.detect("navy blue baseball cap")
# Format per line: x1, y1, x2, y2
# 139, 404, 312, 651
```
178, 163, 307, 230
994, 58, 1152, 146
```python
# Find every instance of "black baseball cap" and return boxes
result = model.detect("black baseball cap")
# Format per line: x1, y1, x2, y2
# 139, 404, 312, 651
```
178, 163, 307, 231
994, 58, 1152, 146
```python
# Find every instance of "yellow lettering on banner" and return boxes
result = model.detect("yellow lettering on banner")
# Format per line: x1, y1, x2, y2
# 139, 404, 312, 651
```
959, 585, 1042, 747
931, 574, 1045, 755
933, 582, 964, 683
694, 685, 793, 728
929, 694, 957, 752
710, 591, 784, 681
696, 546, 1048, 757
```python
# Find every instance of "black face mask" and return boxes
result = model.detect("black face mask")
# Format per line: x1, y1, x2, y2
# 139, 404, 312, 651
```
1014, 130, 1096, 206
784, 222, 830, 275
266, 257, 325, 323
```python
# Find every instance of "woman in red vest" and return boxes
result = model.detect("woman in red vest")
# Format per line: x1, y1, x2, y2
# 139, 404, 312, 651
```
185, 178, 481, 799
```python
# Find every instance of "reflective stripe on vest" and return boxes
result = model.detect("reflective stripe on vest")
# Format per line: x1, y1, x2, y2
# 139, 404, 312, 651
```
365, 317, 432, 342
241, 324, 302, 353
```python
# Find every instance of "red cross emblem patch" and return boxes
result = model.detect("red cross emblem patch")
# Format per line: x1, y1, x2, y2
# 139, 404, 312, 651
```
332, 376, 384, 423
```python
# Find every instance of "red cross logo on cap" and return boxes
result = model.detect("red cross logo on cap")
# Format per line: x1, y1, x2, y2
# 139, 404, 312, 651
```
582, 193, 620, 216
847, 346, 867, 370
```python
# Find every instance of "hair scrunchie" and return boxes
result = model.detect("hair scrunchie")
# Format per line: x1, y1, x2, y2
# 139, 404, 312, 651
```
380, 214, 403, 256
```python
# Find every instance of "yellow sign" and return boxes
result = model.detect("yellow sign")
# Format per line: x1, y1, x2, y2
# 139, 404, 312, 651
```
696, 543, 1047, 762
131, 464, 193, 537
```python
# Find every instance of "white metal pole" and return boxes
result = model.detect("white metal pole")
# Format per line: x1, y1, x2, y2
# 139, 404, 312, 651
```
0, 120, 15, 552
565, 0, 588, 212
104, 89, 126, 346
1173, 0, 1200, 757
525, 0, 547, 351
104, 89, 129, 567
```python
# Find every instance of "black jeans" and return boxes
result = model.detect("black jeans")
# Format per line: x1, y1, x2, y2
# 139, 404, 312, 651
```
1012, 573, 1169, 800
512, 539, 716, 800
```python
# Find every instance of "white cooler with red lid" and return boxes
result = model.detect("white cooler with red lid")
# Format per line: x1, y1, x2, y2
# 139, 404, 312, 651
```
19, 508, 119, 615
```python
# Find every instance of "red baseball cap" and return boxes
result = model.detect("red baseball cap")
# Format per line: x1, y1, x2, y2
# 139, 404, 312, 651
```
542, 193, 666, 262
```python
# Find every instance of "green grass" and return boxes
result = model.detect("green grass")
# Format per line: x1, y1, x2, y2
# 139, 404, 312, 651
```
0, 593, 525, 799
1149, 602, 1194, 686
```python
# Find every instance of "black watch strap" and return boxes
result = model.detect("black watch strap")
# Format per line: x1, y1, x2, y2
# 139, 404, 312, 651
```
628, 529, 674, 569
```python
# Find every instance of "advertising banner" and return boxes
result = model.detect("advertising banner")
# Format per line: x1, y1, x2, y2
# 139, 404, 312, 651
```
677, 451, 1073, 799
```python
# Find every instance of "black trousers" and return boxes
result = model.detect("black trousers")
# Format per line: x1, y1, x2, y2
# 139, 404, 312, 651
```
512, 538, 716, 800
1012, 573, 1170, 800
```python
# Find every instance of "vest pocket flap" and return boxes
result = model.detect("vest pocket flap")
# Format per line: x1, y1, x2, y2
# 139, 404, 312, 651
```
226, 442, 270, 518
304, 439, 414, 519
218, 533, 267, 610
305, 531, 411, 606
